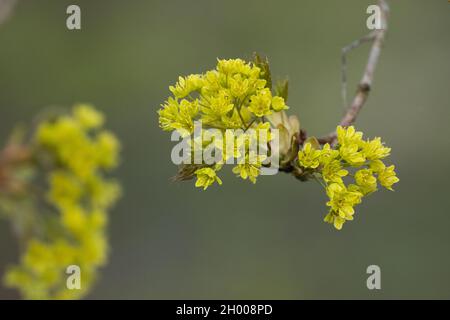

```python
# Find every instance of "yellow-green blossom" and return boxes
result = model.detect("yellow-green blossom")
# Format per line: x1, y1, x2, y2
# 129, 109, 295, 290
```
158, 57, 400, 231
158, 58, 286, 133
48, 170, 82, 208
322, 160, 348, 183
36, 105, 121, 181
4, 105, 120, 300
200, 90, 234, 126
194, 167, 222, 190
319, 126, 399, 229
362, 137, 391, 160
229, 75, 251, 99
95, 131, 120, 169
232, 152, 266, 184
336, 125, 363, 146
169, 75, 204, 98
377, 165, 399, 191
159, 57, 289, 188
354, 168, 377, 195
339, 143, 366, 166
271, 96, 288, 112
158, 97, 198, 135
248, 88, 273, 117
369, 160, 399, 190
73, 104, 104, 129
217, 58, 255, 76
319, 143, 340, 164
298, 142, 321, 169
325, 183, 363, 230
369, 159, 386, 173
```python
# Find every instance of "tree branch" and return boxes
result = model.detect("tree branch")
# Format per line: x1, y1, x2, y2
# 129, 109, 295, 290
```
319, 0, 389, 145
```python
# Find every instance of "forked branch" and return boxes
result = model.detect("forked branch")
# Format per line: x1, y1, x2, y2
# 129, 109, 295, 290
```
319, 0, 389, 145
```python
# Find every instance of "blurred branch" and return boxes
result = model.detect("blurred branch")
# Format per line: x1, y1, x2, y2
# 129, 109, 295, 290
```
0, 142, 32, 195
0, 0, 17, 26
318, 0, 389, 145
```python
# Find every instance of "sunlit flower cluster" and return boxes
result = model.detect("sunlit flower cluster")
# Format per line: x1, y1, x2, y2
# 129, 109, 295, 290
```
3, 104, 120, 299
158, 58, 288, 188
158, 56, 399, 230
297, 126, 399, 230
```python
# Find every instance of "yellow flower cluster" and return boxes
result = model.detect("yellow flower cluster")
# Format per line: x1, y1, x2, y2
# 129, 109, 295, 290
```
159, 58, 287, 134
297, 126, 399, 230
4, 104, 121, 299
188, 127, 271, 189
158, 58, 287, 189
158, 57, 399, 229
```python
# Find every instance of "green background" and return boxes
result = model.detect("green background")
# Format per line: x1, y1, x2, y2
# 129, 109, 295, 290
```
0, 0, 449, 299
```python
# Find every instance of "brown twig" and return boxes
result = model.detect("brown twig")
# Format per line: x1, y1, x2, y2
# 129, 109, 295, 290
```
0, 143, 32, 194
318, 0, 389, 145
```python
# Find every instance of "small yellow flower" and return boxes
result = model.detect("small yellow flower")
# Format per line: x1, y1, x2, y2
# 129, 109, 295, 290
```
324, 211, 347, 231
200, 91, 234, 126
252, 121, 272, 144
229, 75, 250, 99
169, 74, 204, 98
232, 152, 265, 183
378, 165, 399, 191
194, 167, 222, 190
339, 143, 366, 166
248, 88, 272, 117
362, 137, 391, 160
271, 96, 288, 112
369, 159, 386, 173
217, 58, 252, 75
61, 204, 88, 236
74, 104, 104, 129
325, 183, 363, 230
48, 170, 82, 208
322, 160, 348, 183
336, 125, 364, 146
158, 97, 198, 135
298, 142, 321, 169
96, 131, 120, 169
319, 143, 340, 164
354, 169, 377, 195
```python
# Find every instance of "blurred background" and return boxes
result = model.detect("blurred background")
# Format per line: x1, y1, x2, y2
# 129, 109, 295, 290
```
0, 0, 449, 299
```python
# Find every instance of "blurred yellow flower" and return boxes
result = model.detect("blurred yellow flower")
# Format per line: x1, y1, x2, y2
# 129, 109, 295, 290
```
4, 104, 120, 299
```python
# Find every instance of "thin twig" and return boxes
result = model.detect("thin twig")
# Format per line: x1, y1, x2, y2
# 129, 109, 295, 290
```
319, 0, 389, 145
341, 31, 377, 110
